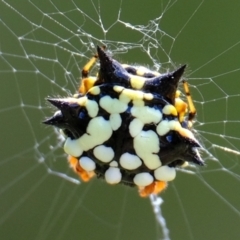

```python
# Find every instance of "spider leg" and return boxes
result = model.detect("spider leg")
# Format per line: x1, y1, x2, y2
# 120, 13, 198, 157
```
182, 80, 196, 123
81, 54, 98, 78
79, 46, 106, 94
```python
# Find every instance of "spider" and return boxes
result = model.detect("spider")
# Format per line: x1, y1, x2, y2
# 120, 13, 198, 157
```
43, 46, 203, 197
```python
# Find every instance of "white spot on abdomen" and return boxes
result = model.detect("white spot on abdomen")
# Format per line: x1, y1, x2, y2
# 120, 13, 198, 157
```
129, 118, 143, 137
154, 166, 176, 181
105, 167, 122, 184
156, 120, 170, 136
79, 117, 112, 151
100, 95, 127, 114
109, 113, 122, 131
120, 152, 142, 170
134, 130, 161, 169
85, 99, 99, 117
64, 137, 83, 157
110, 161, 118, 167
93, 145, 114, 163
79, 157, 96, 171
133, 172, 153, 187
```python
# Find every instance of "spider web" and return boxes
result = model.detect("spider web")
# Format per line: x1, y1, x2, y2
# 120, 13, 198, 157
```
1, 0, 240, 239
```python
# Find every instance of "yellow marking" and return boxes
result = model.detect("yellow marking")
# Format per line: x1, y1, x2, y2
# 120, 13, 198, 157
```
168, 120, 198, 143
130, 75, 145, 89
178, 127, 195, 140
121, 88, 144, 100
162, 105, 178, 116
183, 80, 196, 120
119, 92, 131, 104
79, 77, 97, 94
77, 96, 87, 106
82, 56, 98, 76
144, 93, 153, 101
156, 120, 170, 136
136, 66, 161, 77
131, 106, 162, 124
168, 120, 181, 131
136, 66, 149, 76
113, 85, 124, 93
175, 90, 181, 98
119, 88, 145, 105
89, 86, 100, 95
133, 99, 144, 107
174, 97, 188, 122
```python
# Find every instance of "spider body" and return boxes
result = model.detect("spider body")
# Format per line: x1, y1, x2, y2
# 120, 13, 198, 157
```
44, 46, 203, 197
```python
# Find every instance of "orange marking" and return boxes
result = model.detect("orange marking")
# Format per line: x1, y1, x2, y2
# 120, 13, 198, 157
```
79, 77, 97, 94
175, 97, 188, 123
183, 80, 196, 121
68, 155, 95, 182
139, 181, 167, 197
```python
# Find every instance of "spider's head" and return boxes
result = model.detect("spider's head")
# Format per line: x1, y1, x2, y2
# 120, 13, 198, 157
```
43, 98, 86, 139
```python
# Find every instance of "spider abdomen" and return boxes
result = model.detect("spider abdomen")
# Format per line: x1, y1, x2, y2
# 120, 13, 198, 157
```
43, 46, 203, 196
44, 84, 201, 187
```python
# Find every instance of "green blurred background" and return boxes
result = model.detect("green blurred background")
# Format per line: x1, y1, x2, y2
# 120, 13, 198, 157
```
1, 1, 240, 240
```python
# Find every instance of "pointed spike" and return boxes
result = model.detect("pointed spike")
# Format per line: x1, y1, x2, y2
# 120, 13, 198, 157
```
47, 98, 79, 111
96, 46, 129, 86
186, 148, 204, 166
42, 117, 53, 125
44, 97, 85, 138
172, 65, 186, 81
45, 97, 80, 124
177, 130, 201, 149
144, 65, 186, 103
177, 132, 204, 166
97, 45, 112, 69
187, 137, 201, 147
47, 98, 65, 110
42, 110, 63, 126
191, 139, 201, 148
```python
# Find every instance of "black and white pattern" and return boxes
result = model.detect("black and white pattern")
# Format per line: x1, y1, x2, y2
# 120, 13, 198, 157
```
44, 46, 203, 188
